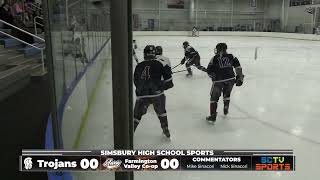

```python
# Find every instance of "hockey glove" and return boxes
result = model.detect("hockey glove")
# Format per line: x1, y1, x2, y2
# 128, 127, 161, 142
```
235, 75, 244, 86
180, 58, 186, 65
163, 81, 174, 90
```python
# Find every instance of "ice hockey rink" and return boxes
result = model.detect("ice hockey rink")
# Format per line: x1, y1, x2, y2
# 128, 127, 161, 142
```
74, 35, 320, 180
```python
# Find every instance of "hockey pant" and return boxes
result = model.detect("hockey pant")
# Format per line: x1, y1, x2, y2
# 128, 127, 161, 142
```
185, 55, 207, 74
209, 80, 235, 115
133, 94, 168, 131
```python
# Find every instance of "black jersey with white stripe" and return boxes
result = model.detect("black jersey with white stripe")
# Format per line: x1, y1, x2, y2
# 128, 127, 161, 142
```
207, 53, 241, 82
134, 59, 173, 97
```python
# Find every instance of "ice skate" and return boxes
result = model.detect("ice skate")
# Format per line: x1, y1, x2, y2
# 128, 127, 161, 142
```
206, 114, 217, 124
186, 73, 193, 77
162, 127, 171, 138
223, 105, 229, 115
186, 70, 193, 77
185, 67, 193, 77
223, 100, 230, 115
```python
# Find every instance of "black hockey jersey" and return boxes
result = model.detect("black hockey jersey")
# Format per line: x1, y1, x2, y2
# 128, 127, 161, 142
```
134, 59, 173, 97
207, 53, 241, 82
184, 45, 199, 59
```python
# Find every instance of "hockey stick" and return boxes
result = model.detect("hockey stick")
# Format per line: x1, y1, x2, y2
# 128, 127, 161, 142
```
171, 63, 181, 70
132, 49, 139, 63
172, 70, 188, 74
133, 54, 139, 63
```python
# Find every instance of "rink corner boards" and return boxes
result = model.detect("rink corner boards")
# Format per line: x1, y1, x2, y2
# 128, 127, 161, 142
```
20, 149, 295, 172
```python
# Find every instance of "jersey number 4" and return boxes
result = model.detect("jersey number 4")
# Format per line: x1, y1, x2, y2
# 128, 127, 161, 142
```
141, 66, 151, 80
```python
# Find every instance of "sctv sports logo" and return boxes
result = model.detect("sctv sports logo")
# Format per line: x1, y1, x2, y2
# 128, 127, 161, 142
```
255, 157, 291, 171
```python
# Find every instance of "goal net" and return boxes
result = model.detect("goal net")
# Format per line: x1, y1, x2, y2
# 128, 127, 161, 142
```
188, 27, 199, 37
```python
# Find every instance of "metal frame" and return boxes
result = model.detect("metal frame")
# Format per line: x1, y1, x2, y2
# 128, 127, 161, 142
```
25, 3, 42, 12
128, 0, 134, 179
42, 0, 63, 149
65, 0, 82, 26
68, 0, 81, 8
0, 30, 45, 73
30, 3, 42, 10
0, 19, 45, 73
0, 20, 45, 41
111, 0, 133, 180
34, 16, 44, 36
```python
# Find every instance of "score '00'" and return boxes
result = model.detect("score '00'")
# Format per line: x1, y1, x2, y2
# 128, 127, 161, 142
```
80, 158, 99, 170
79, 158, 179, 170
160, 158, 179, 170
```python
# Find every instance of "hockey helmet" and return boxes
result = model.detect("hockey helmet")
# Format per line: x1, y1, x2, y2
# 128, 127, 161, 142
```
144, 45, 156, 60
155, 46, 163, 55
215, 43, 227, 54
182, 41, 189, 48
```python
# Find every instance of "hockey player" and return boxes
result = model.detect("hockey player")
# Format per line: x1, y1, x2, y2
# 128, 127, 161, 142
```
180, 41, 206, 77
133, 40, 138, 49
155, 46, 171, 67
206, 43, 244, 123
191, 26, 198, 37
133, 45, 174, 138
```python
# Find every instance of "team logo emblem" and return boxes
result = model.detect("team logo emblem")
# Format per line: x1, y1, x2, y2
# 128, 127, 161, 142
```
102, 158, 122, 170
24, 157, 33, 170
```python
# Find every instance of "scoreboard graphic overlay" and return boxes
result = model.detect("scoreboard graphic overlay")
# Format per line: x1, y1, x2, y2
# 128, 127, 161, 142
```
20, 149, 295, 171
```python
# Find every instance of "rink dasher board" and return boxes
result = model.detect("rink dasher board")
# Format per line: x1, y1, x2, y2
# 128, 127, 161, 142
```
20, 149, 295, 172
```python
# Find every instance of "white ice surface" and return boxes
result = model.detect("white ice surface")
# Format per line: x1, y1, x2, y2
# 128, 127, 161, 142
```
76, 36, 320, 180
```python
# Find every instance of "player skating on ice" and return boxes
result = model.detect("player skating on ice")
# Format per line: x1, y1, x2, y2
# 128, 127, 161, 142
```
180, 41, 206, 77
133, 45, 174, 138
206, 43, 244, 123
155, 46, 171, 67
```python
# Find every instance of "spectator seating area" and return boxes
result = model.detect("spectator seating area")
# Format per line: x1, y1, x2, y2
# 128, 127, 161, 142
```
290, 0, 312, 6
0, 0, 46, 101
201, 20, 280, 32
